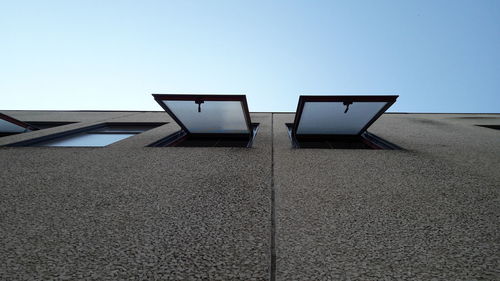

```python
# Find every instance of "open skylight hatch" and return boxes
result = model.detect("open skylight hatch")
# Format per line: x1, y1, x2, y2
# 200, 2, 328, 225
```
289, 95, 400, 149
151, 94, 258, 147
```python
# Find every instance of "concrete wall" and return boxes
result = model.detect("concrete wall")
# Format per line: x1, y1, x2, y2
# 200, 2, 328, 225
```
0, 111, 498, 280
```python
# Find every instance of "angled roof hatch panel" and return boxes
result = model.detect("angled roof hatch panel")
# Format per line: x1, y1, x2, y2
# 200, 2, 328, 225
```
0, 112, 38, 134
292, 95, 398, 136
153, 94, 253, 135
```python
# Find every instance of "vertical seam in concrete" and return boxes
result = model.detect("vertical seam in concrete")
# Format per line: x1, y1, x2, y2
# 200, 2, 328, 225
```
270, 113, 276, 281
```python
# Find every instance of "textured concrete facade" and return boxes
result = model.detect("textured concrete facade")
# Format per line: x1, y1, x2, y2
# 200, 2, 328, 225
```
0, 110, 499, 280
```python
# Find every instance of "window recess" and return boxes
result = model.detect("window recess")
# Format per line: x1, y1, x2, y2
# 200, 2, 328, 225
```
151, 94, 258, 147
289, 95, 400, 149
476, 125, 500, 131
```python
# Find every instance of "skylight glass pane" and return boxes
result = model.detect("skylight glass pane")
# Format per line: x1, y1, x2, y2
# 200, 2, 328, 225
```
163, 100, 249, 134
34, 133, 135, 147
0, 119, 31, 133
296, 101, 388, 135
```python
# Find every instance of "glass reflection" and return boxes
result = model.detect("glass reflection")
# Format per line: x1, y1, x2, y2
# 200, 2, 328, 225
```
297, 102, 387, 135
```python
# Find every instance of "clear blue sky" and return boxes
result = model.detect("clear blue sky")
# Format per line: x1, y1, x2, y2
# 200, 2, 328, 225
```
1, 0, 499, 112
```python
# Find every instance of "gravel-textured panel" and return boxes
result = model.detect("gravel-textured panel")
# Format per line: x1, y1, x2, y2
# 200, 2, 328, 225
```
273, 114, 499, 280
0, 113, 272, 280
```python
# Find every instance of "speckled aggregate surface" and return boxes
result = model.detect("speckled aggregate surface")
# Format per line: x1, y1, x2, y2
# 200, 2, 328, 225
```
0, 111, 499, 280
273, 114, 499, 280
0, 112, 272, 280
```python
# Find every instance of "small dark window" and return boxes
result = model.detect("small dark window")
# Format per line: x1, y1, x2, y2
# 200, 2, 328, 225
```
152, 124, 259, 147
24, 121, 76, 129
8, 123, 165, 147
289, 95, 400, 149
151, 94, 258, 147
477, 125, 500, 130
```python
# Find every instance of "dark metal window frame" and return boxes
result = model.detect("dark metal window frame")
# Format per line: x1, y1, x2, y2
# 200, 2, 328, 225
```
7, 122, 167, 147
292, 95, 399, 139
